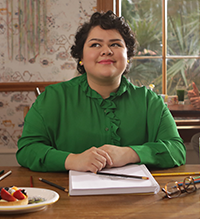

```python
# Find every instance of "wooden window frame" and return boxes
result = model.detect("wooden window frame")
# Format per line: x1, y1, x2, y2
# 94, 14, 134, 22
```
97, 0, 167, 93
97, 0, 120, 16
97, 0, 200, 94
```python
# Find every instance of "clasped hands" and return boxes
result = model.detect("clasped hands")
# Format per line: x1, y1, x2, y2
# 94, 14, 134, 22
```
188, 82, 200, 109
65, 145, 140, 173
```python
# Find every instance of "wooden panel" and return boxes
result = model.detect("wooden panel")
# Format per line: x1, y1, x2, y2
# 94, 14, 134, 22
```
0, 82, 60, 92
115, 0, 120, 16
178, 128, 200, 142
175, 119, 200, 127
97, 0, 113, 12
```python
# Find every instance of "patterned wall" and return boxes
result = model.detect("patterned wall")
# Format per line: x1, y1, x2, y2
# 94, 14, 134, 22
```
0, 0, 97, 152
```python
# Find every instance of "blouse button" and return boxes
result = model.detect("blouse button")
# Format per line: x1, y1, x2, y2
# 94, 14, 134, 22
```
105, 127, 109, 131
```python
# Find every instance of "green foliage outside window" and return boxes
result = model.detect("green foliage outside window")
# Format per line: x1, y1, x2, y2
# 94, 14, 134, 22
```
122, 0, 200, 95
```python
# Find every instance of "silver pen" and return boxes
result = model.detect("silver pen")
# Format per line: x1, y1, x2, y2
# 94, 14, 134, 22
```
0, 170, 12, 181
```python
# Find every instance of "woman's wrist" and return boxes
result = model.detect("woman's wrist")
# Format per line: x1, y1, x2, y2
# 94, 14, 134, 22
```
64, 153, 75, 170
124, 147, 140, 164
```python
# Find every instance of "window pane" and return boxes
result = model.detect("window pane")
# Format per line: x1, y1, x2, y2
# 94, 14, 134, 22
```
167, 58, 200, 95
121, 0, 200, 95
121, 0, 162, 56
167, 0, 200, 56
126, 59, 162, 94
122, 0, 163, 93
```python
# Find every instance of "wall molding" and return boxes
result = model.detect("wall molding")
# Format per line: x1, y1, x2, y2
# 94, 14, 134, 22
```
0, 82, 60, 92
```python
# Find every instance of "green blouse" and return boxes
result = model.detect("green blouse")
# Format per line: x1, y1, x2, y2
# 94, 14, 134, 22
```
17, 74, 186, 172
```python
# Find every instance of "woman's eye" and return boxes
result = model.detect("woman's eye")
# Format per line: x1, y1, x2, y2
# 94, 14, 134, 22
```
90, 43, 101, 48
111, 43, 121, 47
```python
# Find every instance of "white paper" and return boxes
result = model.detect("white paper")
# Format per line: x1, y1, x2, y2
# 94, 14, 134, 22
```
69, 164, 160, 196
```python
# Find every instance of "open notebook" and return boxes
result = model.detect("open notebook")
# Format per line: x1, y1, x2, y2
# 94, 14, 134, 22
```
69, 164, 160, 196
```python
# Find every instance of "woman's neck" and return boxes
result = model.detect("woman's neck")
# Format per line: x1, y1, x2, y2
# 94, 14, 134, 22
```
87, 77, 121, 99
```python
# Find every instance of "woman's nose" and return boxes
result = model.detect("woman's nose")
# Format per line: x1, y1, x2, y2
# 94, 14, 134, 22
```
100, 46, 113, 56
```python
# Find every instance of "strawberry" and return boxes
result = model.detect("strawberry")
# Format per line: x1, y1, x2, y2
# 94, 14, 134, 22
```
1, 188, 17, 202
13, 190, 26, 200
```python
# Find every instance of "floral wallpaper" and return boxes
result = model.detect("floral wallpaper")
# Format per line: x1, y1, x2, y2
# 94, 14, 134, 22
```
0, 0, 97, 152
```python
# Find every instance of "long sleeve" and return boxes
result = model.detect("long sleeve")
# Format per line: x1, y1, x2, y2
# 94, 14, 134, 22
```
131, 102, 186, 169
16, 74, 186, 172
119, 84, 186, 169
17, 96, 69, 172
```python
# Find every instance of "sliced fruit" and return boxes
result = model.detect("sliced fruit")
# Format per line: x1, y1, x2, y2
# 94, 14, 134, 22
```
13, 190, 26, 200
1, 188, 17, 202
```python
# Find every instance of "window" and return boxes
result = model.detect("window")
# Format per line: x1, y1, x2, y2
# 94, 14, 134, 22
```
97, 0, 200, 95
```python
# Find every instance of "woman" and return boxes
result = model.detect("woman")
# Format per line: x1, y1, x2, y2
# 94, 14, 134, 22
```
188, 82, 200, 156
16, 11, 186, 172
188, 82, 200, 109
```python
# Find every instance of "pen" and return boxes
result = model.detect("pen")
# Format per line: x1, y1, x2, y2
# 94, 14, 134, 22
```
0, 170, 4, 175
152, 172, 200, 177
177, 179, 200, 187
39, 178, 68, 192
178, 176, 200, 183
0, 170, 12, 181
96, 171, 149, 180
177, 176, 200, 186
30, 176, 33, 187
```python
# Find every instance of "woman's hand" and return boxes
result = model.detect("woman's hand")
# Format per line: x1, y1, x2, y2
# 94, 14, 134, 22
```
190, 96, 200, 109
64, 147, 113, 173
188, 82, 199, 98
187, 82, 200, 109
99, 144, 140, 168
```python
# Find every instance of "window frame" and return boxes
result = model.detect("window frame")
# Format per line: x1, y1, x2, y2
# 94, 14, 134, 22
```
97, 0, 200, 94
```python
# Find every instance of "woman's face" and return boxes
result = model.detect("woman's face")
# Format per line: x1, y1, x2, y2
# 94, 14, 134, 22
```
81, 26, 128, 84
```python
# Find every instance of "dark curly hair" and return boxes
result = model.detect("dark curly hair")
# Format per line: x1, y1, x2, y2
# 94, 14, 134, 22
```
70, 10, 137, 74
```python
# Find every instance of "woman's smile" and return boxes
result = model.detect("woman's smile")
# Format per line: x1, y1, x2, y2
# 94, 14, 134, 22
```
82, 26, 128, 84
98, 59, 115, 64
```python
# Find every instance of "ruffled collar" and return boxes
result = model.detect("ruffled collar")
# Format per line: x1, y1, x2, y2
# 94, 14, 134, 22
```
79, 73, 130, 146
79, 73, 130, 101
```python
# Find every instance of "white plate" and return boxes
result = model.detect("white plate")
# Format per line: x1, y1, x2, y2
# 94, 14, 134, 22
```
0, 187, 59, 214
